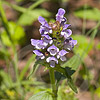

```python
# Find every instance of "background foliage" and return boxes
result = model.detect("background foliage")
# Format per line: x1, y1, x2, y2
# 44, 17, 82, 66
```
0, 0, 100, 100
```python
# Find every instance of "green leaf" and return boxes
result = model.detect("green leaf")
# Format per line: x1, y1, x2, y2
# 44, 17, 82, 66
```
56, 54, 80, 84
54, 66, 78, 93
62, 54, 80, 71
55, 67, 75, 83
0, 70, 13, 88
18, 9, 51, 25
28, 0, 47, 10
55, 71, 65, 83
28, 91, 52, 100
1, 21, 26, 46
0, 48, 10, 59
67, 78, 78, 93
74, 8, 100, 21
96, 42, 100, 50
27, 59, 41, 79
95, 87, 100, 98
72, 35, 93, 58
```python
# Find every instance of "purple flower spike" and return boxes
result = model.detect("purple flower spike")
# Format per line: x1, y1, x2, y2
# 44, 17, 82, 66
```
57, 50, 68, 61
31, 8, 77, 67
36, 40, 48, 49
47, 45, 59, 56
46, 57, 58, 67
42, 34, 53, 44
33, 50, 45, 59
31, 39, 39, 46
64, 38, 77, 50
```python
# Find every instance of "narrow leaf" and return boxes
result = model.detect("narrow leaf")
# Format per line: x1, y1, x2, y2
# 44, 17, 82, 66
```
20, 55, 35, 80
67, 78, 78, 93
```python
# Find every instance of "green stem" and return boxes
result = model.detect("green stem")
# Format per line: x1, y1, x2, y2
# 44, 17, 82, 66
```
49, 68, 57, 100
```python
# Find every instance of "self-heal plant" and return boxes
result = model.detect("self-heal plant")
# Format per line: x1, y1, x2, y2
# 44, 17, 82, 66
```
30, 8, 77, 100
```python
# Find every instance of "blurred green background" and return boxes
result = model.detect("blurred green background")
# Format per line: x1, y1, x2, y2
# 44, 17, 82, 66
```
0, 0, 100, 100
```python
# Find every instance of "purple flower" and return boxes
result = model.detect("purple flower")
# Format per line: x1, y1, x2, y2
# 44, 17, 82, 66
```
38, 16, 52, 34
39, 25, 52, 34
46, 57, 58, 67
60, 17, 67, 26
33, 50, 45, 59
31, 39, 39, 47
42, 34, 53, 44
31, 39, 47, 49
57, 50, 68, 61
64, 37, 77, 50
63, 24, 71, 30
56, 8, 66, 24
61, 29, 72, 39
35, 40, 48, 49
47, 45, 59, 56
38, 16, 49, 27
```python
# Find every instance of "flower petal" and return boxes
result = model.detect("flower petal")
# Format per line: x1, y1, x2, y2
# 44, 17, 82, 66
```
42, 34, 53, 44
33, 50, 45, 59
60, 56, 66, 61
72, 40, 77, 45
61, 29, 72, 38
31, 39, 39, 46
63, 24, 71, 30
47, 45, 59, 52
64, 38, 77, 50
57, 8, 65, 16
42, 34, 52, 39
36, 40, 48, 49
46, 57, 58, 64
47, 45, 59, 56
64, 29, 72, 38
33, 50, 43, 56
50, 61, 55, 67
38, 16, 51, 28
58, 50, 68, 56
38, 16, 46, 25
61, 17, 67, 26
39, 25, 52, 35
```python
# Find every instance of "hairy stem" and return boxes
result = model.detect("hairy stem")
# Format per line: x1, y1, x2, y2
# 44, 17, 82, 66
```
49, 68, 57, 100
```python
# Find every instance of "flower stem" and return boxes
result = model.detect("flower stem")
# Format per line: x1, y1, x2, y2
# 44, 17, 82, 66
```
49, 68, 57, 100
